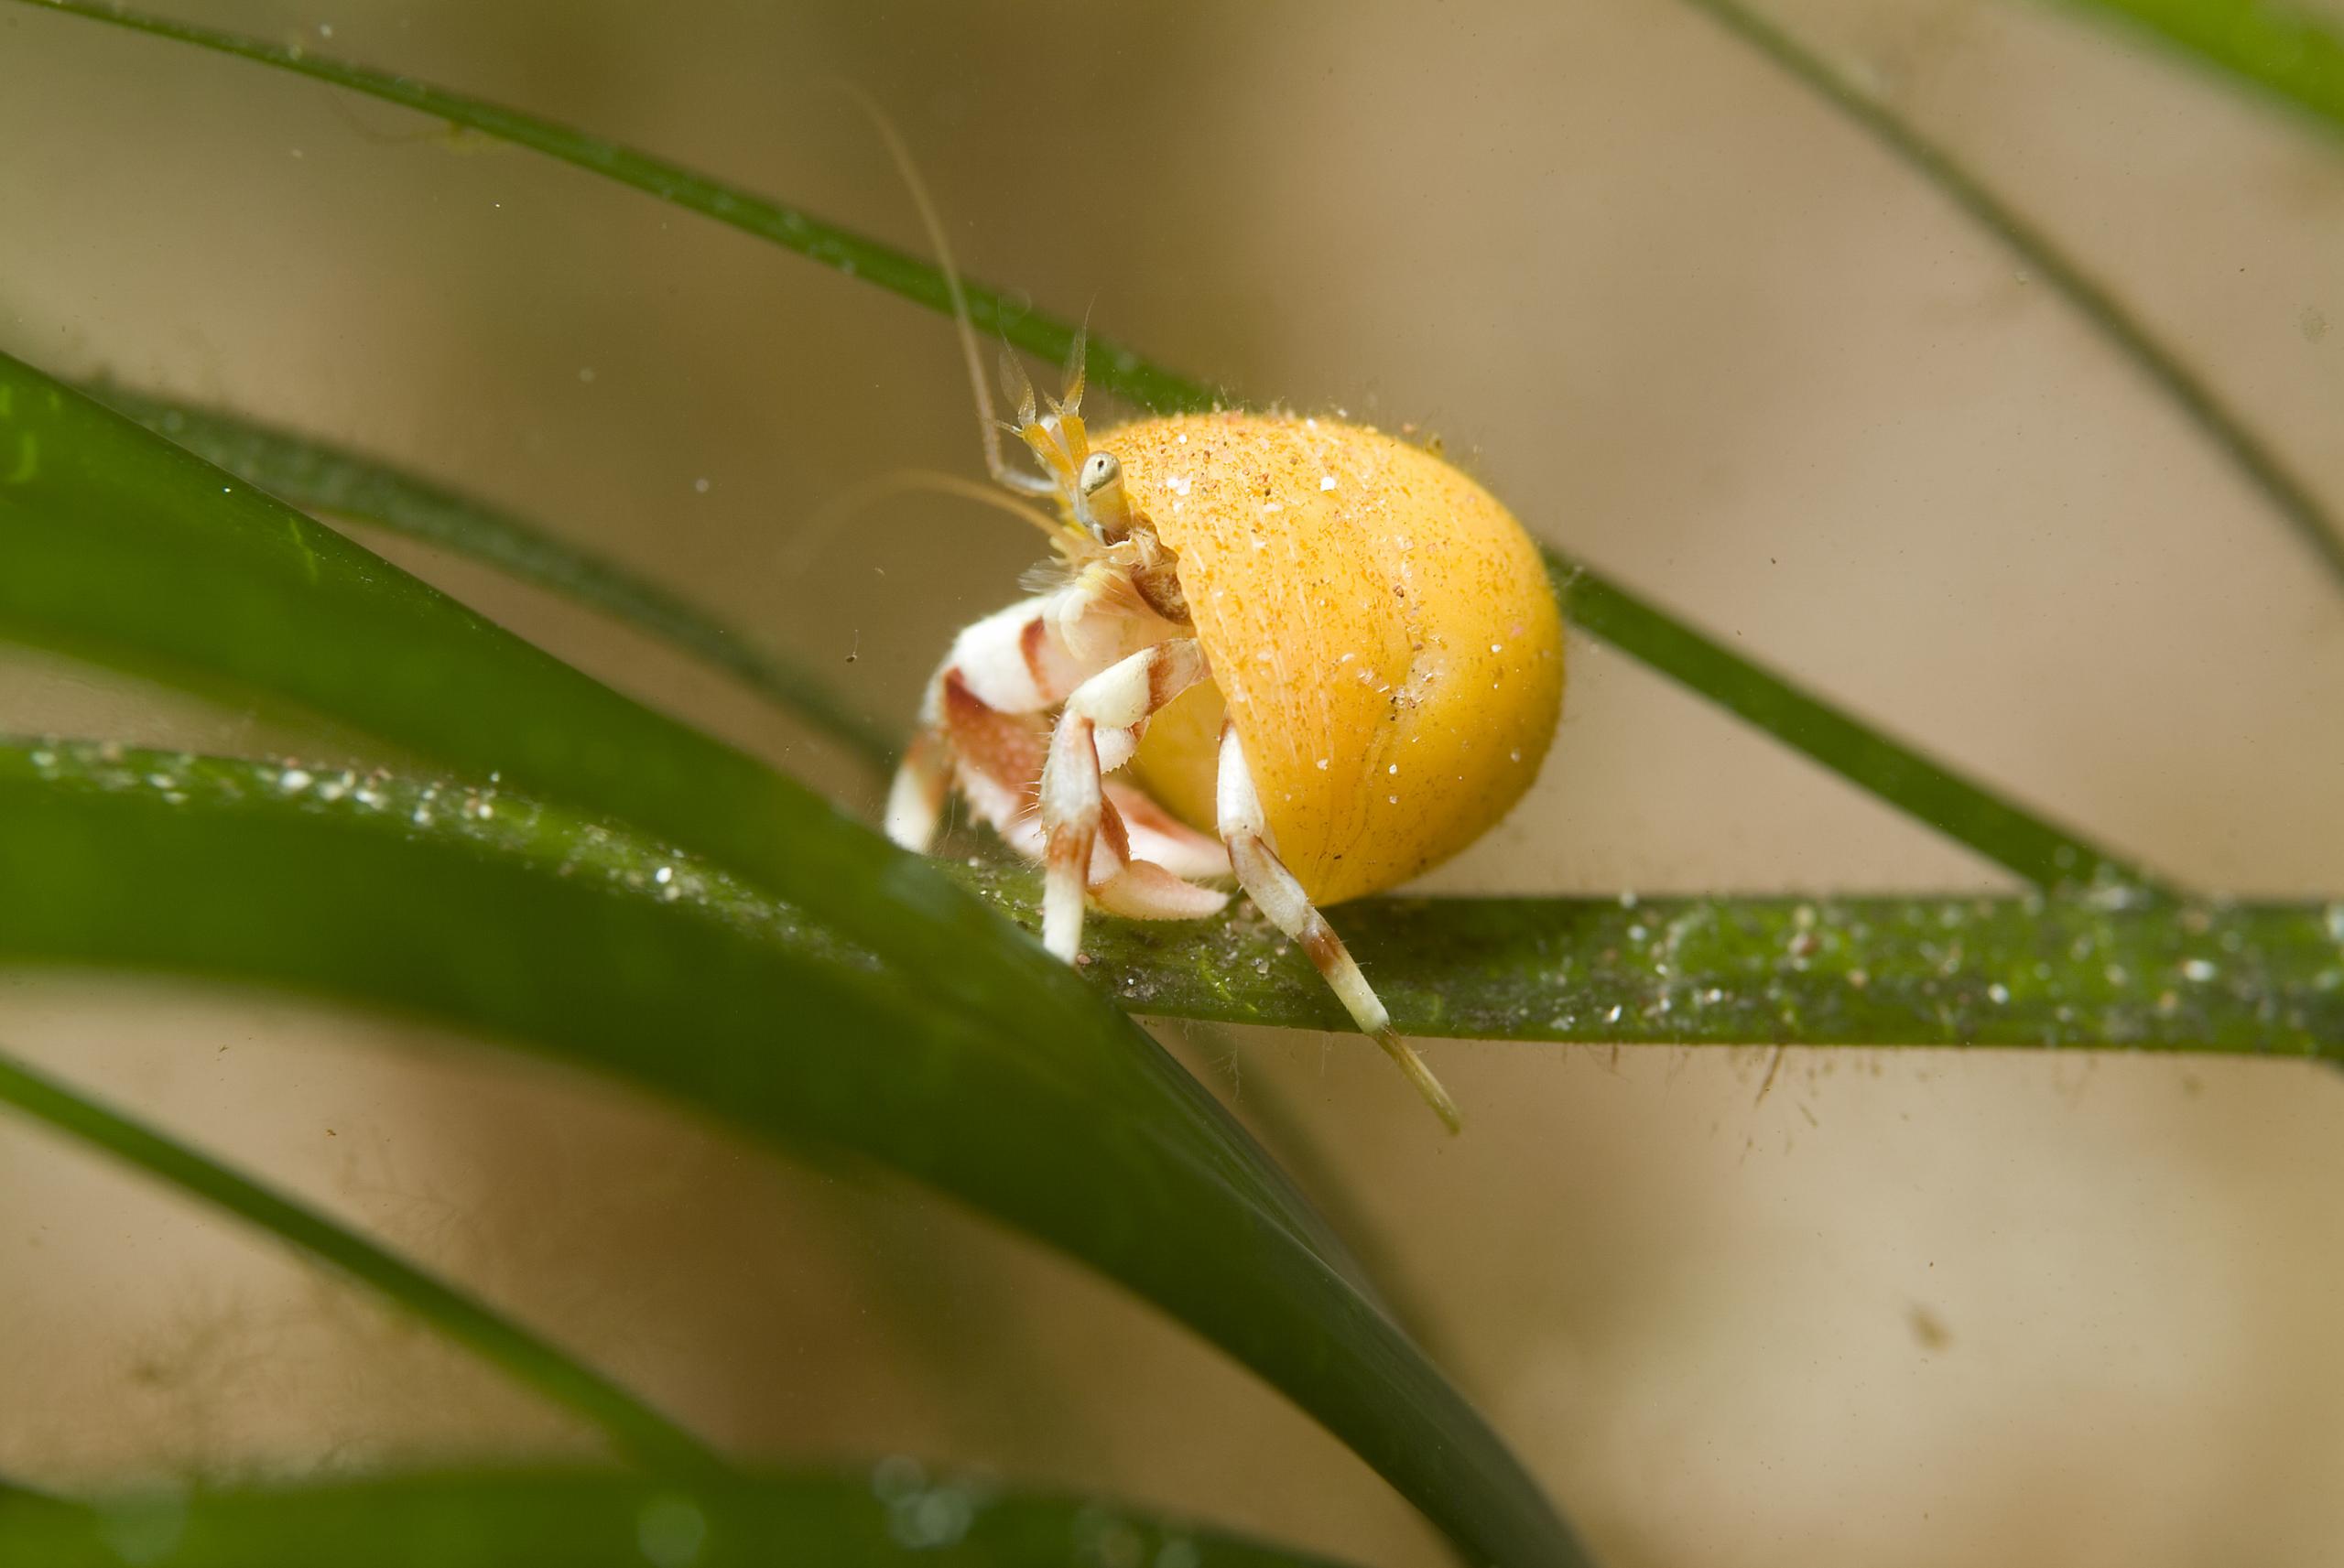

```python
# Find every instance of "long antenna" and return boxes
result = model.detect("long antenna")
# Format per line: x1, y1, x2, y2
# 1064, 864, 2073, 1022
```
779, 468, 1076, 579
846, 89, 1051, 498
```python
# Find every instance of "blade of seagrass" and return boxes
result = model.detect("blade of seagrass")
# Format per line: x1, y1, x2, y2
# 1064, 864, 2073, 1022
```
0, 355, 1338, 1273
0, 1048, 723, 1476
8, 742, 2335, 1061
84, 384, 895, 773
0, 715, 1582, 1564
87, 383, 2159, 893
10, 0, 2158, 893
1674, 0, 2344, 590
971, 866, 2343, 1053
71, 384, 1449, 1368
1551, 567, 2159, 893
1168, 1020, 1451, 1357
0, 1470, 1353, 1567
2039, 0, 2344, 139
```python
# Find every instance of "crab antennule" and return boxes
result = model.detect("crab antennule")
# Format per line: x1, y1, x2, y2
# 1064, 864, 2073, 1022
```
1061, 326, 1088, 414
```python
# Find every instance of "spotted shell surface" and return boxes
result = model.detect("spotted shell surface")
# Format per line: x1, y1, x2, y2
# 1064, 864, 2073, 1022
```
1118, 410, 1565, 906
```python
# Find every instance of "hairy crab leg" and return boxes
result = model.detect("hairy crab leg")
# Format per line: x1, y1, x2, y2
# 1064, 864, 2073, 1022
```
1038, 638, 1211, 959
1215, 722, 1460, 1132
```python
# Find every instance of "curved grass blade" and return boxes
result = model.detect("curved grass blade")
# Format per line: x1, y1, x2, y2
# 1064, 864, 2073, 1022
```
2039, 0, 2344, 138
0, 1469, 1351, 1568
0, 358, 1438, 1439
1675, 0, 2344, 590
0, 1046, 722, 1477
91, 384, 2154, 893
10, 0, 1219, 418
70, 390, 1450, 1388
0, 752, 1578, 1563
0, 358, 1593, 1565
1554, 562, 2155, 892
13, 0, 2162, 892
9, 741, 2330, 1065
0, 355, 1324, 1267
1171, 1022, 1450, 1359
84, 384, 895, 774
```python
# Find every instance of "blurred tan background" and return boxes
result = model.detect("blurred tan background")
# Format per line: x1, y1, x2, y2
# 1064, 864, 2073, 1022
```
2, 1, 2341, 1563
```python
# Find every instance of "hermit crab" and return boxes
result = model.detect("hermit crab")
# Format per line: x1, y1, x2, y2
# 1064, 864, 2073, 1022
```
879, 153, 1565, 1131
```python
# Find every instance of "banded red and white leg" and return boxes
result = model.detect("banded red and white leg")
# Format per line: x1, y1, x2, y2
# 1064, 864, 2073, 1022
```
1214, 721, 1460, 1131
1036, 636, 1227, 959
884, 582, 1228, 906
884, 567, 1147, 854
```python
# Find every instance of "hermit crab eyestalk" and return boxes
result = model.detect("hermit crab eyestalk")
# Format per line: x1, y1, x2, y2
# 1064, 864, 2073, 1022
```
1078, 450, 1119, 492
1077, 449, 1134, 540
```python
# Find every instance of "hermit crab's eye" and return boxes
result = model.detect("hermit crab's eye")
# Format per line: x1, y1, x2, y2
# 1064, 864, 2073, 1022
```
1076, 449, 1134, 541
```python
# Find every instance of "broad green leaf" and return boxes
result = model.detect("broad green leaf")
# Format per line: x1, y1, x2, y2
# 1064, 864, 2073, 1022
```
0, 719, 1577, 1565
10, 743, 2331, 1057
0, 356, 1318, 1248
0, 1047, 722, 1476
86, 384, 895, 774
980, 864, 2342, 1052
0, 1469, 1351, 1567
63, 384, 1448, 1349
1181, 1021, 1450, 1356
13, 0, 2154, 893
1672, 0, 2344, 591
2038, 0, 2344, 137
